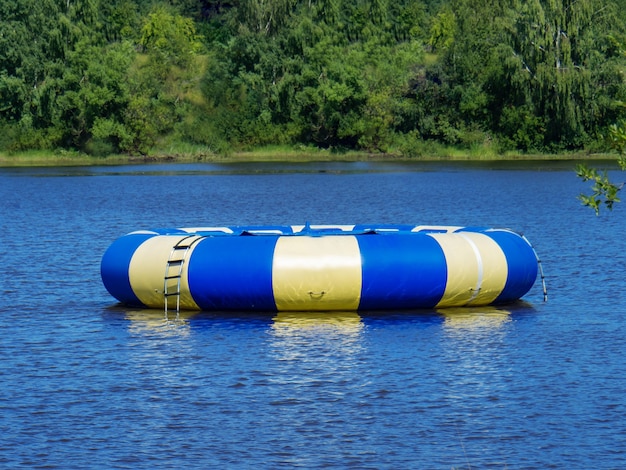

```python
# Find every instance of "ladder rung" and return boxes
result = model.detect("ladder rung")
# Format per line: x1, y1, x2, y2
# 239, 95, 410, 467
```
164, 236, 206, 314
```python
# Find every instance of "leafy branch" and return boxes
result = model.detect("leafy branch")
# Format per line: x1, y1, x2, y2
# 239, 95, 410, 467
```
576, 163, 625, 214
577, 122, 626, 214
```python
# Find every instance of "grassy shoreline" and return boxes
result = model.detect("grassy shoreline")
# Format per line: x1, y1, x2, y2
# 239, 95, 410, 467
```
0, 146, 618, 167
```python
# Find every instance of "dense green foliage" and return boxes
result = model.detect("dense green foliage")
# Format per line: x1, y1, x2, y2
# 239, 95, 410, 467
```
2, 0, 626, 157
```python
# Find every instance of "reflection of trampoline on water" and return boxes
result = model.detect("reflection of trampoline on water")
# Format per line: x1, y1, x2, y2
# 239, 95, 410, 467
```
439, 306, 514, 330
272, 311, 363, 335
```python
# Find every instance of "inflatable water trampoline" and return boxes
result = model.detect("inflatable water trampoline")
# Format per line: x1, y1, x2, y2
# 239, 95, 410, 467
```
101, 224, 541, 312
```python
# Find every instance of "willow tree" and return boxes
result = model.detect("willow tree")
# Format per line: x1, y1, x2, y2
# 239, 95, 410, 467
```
440, 0, 625, 150
502, 0, 620, 148
236, 0, 298, 35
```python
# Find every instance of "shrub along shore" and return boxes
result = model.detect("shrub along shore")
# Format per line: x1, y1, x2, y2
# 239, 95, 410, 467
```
0, 146, 617, 167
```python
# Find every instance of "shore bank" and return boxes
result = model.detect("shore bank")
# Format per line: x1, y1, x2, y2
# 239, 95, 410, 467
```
0, 148, 618, 167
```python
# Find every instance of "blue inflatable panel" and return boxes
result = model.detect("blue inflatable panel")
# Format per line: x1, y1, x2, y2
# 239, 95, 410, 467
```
100, 224, 540, 311
357, 233, 448, 310
484, 229, 539, 304
187, 236, 278, 310
100, 232, 158, 307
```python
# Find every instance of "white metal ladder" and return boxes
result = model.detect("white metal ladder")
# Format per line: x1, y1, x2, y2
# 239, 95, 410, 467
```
163, 235, 203, 315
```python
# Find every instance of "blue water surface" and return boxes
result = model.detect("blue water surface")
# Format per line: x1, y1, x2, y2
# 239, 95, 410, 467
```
1, 161, 625, 469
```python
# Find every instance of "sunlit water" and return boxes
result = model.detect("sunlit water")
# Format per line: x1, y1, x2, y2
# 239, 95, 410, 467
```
1, 161, 625, 468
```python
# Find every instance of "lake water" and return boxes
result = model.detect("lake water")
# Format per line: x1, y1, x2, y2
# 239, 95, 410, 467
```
1, 160, 625, 469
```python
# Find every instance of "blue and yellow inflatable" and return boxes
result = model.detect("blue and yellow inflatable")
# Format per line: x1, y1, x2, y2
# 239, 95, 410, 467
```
101, 224, 539, 311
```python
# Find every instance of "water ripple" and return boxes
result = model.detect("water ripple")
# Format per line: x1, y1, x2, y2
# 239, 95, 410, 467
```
1, 164, 626, 468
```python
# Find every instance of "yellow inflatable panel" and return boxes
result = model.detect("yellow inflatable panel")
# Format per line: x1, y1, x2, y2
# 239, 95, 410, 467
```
129, 235, 201, 311
272, 236, 362, 311
432, 232, 507, 308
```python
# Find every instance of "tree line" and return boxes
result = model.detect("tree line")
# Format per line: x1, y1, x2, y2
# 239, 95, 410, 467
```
2, 0, 626, 158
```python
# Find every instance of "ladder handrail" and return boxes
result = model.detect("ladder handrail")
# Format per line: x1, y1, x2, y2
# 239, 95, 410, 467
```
163, 235, 205, 317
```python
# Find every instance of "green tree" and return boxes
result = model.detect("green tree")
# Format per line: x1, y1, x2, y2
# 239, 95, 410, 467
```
140, 6, 203, 70
100, 0, 141, 41
316, 0, 340, 25
428, 0, 626, 151
428, 7, 455, 51
51, 39, 135, 153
